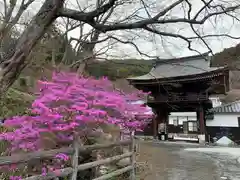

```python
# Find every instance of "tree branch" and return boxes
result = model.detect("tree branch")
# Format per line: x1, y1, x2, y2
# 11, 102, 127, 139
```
186, 0, 213, 55
59, 1, 240, 33
59, 0, 117, 21
143, 26, 193, 51
0, 0, 35, 61
193, 0, 214, 20
188, 34, 240, 40
0, 0, 64, 94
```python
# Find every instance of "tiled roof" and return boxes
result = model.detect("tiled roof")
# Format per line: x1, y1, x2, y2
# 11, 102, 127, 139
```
210, 100, 240, 113
127, 53, 225, 81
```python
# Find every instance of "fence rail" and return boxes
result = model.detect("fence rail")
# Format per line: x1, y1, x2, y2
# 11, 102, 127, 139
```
0, 133, 136, 180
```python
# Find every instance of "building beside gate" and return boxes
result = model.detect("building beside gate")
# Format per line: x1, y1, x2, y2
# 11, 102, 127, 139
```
167, 112, 198, 142
166, 96, 222, 142
206, 100, 240, 144
127, 52, 230, 143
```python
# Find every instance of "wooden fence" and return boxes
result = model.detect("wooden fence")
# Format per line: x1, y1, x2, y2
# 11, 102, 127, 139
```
0, 133, 136, 180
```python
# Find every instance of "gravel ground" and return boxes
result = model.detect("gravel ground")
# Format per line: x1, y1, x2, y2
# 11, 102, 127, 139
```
136, 141, 240, 180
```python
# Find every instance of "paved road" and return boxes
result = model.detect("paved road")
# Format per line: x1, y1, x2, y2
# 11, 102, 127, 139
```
136, 141, 240, 180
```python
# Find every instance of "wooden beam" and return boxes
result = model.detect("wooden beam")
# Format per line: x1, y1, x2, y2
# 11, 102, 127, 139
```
199, 106, 205, 134
23, 168, 73, 180
71, 138, 79, 180
77, 152, 132, 171
153, 116, 157, 139
0, 140, 131, 166
22, 152, 133, 180
130, 131, 136, 180
93, 166, 133, 180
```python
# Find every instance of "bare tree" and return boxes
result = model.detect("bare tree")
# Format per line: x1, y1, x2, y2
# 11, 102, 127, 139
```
55, 0, 122, 74
0, 0, 240, 96
0, 0, 35, 60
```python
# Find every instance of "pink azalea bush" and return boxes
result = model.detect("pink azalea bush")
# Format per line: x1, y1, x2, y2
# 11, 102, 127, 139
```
0, 71, 152, 178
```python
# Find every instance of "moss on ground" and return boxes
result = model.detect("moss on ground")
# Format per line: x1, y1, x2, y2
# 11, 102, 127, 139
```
0, 88, 34, 119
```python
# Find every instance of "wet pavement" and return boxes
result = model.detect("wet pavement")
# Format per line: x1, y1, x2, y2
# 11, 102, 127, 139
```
136, 141, 240, 180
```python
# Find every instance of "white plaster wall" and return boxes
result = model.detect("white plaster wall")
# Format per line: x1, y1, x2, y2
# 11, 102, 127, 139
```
168, 116, 178, 124
206, 114, 240, 127
178, 117, 187, 125
169, 116, 197, 125
209, 96, 222, 108
169, 112, 197, 125
170, 112, 196, 116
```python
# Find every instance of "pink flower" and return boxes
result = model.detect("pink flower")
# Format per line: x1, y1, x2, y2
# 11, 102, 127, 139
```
54, 169, 61, 176
10, 176, 22, 180
55, 153, 69, 161
0, 71, 151, 159
9, 163, 17, 170
42, 167, 47, 176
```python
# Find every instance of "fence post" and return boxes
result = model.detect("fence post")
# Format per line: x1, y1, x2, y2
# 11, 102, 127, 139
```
71, 138, 79, 180
130, 131, 136, 180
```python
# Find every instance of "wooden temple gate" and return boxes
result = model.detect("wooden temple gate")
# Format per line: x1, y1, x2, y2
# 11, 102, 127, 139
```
127, 53, 230, 143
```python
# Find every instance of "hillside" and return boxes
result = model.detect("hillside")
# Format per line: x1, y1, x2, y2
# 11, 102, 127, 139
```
87, 59, 153, 80
211, 43, 240, 102
1, 59, 153, 119
211, 44, 240, 67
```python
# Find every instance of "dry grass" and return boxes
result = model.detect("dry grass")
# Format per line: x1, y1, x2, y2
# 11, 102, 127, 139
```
135, 141, 175, 180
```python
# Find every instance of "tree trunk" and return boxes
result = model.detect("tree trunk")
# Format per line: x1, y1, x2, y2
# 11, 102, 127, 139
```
0, 0, 64, 96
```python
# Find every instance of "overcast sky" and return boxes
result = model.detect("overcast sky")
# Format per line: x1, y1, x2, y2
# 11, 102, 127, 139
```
1, 0, 240, 59
67, 0, 240, 59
